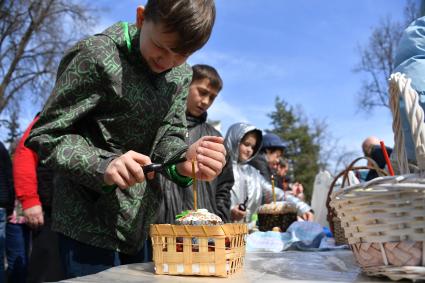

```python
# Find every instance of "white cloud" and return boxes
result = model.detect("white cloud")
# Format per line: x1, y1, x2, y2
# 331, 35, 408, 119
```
189, 50, 288, 82
207, 97, 248, 132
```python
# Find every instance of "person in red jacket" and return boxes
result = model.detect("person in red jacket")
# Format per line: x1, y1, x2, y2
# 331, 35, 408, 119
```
13, 115, 64, 282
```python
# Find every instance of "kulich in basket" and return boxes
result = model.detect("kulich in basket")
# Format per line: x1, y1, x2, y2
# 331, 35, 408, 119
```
257, 202, 297, 232
150, 223, 248, 277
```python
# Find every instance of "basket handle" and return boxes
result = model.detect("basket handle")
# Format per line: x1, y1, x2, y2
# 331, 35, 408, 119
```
326, 156, 387, 233
389, 73, 425, 174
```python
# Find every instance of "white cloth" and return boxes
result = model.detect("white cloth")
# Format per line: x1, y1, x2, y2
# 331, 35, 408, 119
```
311, 170, 332, 228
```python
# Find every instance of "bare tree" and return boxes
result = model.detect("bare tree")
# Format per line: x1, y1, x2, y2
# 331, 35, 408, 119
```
354, 0, 419, 113
0, 100, 21, 151
0, 0, 95, 114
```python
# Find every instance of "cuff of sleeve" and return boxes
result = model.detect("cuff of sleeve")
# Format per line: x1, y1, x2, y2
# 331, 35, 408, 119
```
21, 197, 42, 210
165, 164, 193, 187
96, 154, 119, 193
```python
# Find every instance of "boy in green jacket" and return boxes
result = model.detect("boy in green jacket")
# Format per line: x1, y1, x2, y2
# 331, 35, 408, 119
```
26, 0, 225, 278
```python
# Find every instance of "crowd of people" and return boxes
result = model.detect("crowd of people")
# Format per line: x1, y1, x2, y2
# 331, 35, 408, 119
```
0, 1, 312, 281
1, 0, 424, 282
0, 62, 313, 283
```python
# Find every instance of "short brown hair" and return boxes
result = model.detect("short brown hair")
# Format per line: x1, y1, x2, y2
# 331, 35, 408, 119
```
144, 0, 216, 55
192, 64, 223, 91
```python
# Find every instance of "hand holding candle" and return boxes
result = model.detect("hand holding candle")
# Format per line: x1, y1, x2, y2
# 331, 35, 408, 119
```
177, 136, 227, 181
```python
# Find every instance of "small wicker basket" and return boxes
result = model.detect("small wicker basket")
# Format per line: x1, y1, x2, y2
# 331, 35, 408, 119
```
330, 73, 425, 281
150, 223, 247, 277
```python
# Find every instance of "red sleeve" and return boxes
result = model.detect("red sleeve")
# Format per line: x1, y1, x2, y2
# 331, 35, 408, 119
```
13, 116, 41, 210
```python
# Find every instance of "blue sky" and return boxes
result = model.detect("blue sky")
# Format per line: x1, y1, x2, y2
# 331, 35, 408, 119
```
3, 0, 411, 166
93, 0, 406, 159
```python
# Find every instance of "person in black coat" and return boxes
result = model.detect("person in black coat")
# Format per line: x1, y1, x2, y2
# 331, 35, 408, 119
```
0, 141, 15, 280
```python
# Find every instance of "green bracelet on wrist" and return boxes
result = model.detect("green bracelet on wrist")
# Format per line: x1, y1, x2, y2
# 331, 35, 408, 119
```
166, 164, 193, 187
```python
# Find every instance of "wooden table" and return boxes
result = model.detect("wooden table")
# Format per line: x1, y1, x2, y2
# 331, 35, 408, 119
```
60, 250, 406, 283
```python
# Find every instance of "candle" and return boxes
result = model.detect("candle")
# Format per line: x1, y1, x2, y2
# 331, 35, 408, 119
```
271, 175, 276, 204
380, 141, 395, 176
192, 158, 197, 210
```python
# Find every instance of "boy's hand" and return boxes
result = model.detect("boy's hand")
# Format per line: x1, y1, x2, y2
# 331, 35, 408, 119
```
104, 150, 152, 189
24, 205, 44, 229
231, 206, 246, 222
290, 182, 305, 200
177, 136, 226, 181
298, 211, 314, 222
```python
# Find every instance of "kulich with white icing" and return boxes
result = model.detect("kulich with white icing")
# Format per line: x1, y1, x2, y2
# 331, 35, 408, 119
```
175, 209, 223, 226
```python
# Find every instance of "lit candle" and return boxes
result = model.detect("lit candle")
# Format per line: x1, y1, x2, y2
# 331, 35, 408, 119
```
192, 158, 197, 210
271, 175, 276, 204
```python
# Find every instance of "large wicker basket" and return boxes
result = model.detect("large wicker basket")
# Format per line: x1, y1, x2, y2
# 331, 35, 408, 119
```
330, 73, 425, 281
326, 157, 388, 246
150, 223, 247, 277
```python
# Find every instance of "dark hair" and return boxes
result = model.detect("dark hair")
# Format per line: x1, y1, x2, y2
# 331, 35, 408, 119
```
192, 64, 223, 91
144, 0, 216, 55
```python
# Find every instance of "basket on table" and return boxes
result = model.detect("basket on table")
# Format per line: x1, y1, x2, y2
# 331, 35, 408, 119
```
326, 157, 388, 246
150, 223, 247, 277
330, 73, 425, 281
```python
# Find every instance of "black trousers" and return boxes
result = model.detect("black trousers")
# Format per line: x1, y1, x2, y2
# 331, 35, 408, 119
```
26, 212, 64, 283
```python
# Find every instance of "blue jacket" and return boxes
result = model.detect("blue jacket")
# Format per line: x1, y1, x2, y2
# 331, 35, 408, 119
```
394, 16, 425, 163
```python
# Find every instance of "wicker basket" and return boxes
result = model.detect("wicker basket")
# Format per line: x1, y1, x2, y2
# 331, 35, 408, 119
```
150, 223, 247, 277
326, 158, 387, 246
330, 73, 425, 281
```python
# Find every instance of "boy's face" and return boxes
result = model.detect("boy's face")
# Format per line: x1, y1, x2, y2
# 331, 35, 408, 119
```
266, 149, 283, 170
277, 164, 288, 177
138, 19, 189, 73
239, 132, 257, 162
186, 78, 219, 117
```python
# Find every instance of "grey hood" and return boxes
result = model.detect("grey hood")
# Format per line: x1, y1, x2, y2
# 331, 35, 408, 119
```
224, 122, 263, 164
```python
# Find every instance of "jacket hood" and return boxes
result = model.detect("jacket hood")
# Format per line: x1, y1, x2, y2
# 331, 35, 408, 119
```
97, 22, 151, 72
97, 22, 137, 53
224, 122, 262, 164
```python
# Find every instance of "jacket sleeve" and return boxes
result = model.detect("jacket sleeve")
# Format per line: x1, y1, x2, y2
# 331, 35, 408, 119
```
150, 67, 192, 184
394, 17, 425, 163
260, 174, 311, 215
214, 154, 233, 222
14, 117, 41, 210
394, 16, 425, 95
25, 44, 118, 192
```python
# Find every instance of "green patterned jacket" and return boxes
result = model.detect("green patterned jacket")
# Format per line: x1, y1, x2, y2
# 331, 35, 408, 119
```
26, 22, 192, 254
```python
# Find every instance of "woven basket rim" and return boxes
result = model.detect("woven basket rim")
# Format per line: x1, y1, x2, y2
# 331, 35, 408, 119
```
331, 174, 425, 201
